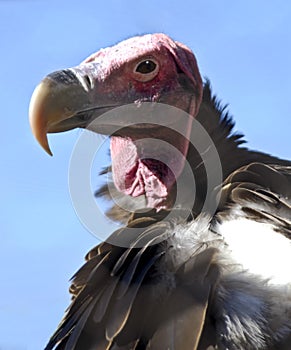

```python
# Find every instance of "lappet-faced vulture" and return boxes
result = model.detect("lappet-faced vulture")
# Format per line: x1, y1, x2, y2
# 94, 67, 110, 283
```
29, 33, 291, 349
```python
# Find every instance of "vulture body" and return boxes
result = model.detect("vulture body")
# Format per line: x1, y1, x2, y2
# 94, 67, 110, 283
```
29, 34, 291, 349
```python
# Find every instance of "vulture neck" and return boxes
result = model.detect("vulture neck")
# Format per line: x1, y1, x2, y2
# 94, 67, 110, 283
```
99, 81, 286, 222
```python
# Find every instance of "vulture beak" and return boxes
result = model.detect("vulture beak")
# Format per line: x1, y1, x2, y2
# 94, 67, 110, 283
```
29, 68, 109, 155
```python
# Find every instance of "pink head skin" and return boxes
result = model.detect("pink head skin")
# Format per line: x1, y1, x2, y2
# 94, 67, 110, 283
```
82, 34, 202, 109
29, 33, 203, 210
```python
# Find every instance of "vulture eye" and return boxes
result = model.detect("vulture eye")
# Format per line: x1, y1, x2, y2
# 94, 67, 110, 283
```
134, 59, 159, 82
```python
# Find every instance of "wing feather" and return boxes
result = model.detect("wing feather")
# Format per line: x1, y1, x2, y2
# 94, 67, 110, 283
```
148, 248, 219, 350
219, 162, 291, 235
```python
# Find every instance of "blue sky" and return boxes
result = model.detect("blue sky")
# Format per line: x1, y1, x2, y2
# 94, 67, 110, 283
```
0, 1, 290, 349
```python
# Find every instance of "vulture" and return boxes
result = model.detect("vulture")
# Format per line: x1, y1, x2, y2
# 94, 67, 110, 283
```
29, 33, 291, 350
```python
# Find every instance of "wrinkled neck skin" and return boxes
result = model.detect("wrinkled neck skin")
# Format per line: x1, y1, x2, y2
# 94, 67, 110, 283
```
110, 96, 197, 212
110, 124, 192, 211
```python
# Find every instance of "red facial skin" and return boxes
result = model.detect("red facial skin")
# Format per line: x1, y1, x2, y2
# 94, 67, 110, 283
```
82, 34, 203, 210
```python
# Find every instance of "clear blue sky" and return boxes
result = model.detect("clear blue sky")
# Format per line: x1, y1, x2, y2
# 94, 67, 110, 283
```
0, 1, 290, 349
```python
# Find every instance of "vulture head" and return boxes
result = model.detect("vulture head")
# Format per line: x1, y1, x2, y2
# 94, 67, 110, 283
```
29, 33, 204, 211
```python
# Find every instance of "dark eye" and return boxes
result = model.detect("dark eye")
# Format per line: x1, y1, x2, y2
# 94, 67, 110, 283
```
136, 60, 157, 74
134, 58, 159, 82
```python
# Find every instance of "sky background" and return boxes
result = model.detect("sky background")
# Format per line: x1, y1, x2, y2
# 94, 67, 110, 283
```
0, 1, 290, 349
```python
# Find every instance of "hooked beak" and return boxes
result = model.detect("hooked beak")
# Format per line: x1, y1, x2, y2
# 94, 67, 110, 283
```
29, 69, 94, 155
29, 66, 118, 155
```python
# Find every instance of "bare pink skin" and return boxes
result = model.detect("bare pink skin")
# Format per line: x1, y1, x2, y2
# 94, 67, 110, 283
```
110, 126, 191, 210
84, 34, 203, 210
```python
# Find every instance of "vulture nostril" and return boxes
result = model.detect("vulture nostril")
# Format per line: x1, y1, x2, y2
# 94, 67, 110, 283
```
83, 74, 93, 90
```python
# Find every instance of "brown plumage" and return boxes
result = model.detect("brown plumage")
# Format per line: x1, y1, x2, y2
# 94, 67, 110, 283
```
29, 34, 291, 349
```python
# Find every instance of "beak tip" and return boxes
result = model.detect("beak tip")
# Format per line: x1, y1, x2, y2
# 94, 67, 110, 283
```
29, 82, 54, 156
45, 146, 53, 157
35, 130, 53, 156
31, 127, 53, 156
